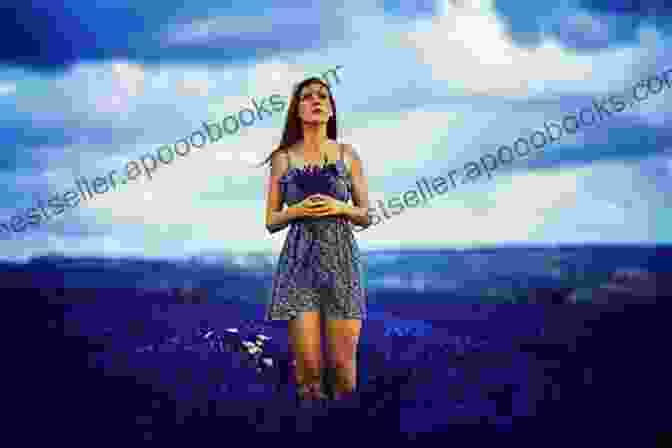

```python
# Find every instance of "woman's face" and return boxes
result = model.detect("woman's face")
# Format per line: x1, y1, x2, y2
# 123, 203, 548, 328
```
297, 82, 332, 125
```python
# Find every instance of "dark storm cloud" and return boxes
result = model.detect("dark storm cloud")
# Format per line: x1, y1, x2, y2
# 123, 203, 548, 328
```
519, 124, 672, 172
493, 0, 672, 51
0, 2, 96, 73
0, 1, 337, 74
0, 116, 150, 174
577, 0, 672, 17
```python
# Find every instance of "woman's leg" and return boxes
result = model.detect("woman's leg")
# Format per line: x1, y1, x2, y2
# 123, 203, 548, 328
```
324, 318, 362, 399
288, 311, 327, 400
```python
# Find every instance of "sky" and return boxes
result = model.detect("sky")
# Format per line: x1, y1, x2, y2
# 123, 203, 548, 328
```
1, 0, 671, 261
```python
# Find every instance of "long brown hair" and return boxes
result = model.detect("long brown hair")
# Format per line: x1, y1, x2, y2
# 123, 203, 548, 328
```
256, 76, 338, 168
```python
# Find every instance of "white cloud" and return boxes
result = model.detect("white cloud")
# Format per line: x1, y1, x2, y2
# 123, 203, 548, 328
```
340, 109, 465, 177
86, 61, 148, 115
176, 77, 211, 97
350, 160, 664, 250
3, 154, 670, 259
401, 0, 654, 99
0, 82, 16, 96
161, 15, 282, 45
158, 5, 336, 46
243, 61, 312, 99
111, 62, 146, 96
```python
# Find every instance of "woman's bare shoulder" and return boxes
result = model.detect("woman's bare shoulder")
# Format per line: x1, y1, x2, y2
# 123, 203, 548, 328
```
269, 147, 290, 177
270, 146, 288, 162
338, 142, 361, 161
284, 142, 303, 158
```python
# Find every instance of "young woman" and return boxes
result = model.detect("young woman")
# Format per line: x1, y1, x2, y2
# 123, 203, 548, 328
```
258, 76, 371, 405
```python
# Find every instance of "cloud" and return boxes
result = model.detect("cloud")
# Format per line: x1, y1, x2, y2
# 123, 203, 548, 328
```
243, 61, 314, 98
111, 62, 146, 96
90, 61, 148, 114
576, 0, 672, 18
339, 109, 466, 177
400, 0, 656, 99
351, 159, 665, 249
158, 9, 329, 46
0, 83, 16, 95
0, 1, 361, 73
3, 150, 670, 258
555, 12, 613, 47
176, 76, 211, 97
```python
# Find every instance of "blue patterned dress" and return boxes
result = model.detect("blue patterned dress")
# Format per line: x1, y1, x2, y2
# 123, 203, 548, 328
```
264, 144, 367, 321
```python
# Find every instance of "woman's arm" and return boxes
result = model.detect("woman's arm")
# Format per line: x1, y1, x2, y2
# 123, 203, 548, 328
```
265, 149, 300, 234
343, 144, 372, 228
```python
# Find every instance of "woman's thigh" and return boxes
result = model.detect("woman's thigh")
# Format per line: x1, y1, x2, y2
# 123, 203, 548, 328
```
287, 311, 323, 364
324, 318, 362, 365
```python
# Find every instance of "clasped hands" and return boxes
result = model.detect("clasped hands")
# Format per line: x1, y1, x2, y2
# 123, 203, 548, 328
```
293, 194, 349, 219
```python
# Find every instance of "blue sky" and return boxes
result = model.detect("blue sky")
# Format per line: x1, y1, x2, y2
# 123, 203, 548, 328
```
1, 0, 671, 261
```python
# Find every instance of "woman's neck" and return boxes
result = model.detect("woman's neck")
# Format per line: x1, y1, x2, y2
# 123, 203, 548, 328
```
301, 126, 329, 154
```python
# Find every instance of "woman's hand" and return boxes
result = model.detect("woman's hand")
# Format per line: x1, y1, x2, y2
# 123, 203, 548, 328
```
291, 194, 328, 219
301, 194, 349, 218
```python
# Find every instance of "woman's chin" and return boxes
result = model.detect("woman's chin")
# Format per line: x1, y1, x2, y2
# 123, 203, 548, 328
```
302, 117, 328, 125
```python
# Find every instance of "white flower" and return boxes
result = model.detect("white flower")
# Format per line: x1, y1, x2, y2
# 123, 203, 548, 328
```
242, 341, 262, 355
248, 346, 262, 355
225, 328, 239, 333
261, 358, 273, 368
256, 334, 272, 342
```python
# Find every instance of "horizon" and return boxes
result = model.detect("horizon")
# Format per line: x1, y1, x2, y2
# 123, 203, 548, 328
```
3, 241, 669, 264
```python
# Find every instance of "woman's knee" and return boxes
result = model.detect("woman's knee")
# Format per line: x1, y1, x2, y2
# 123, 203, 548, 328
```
330, 356, 355, 372
303, 357, 323, 373
327, 339, 358, 369
295, 356, 323, 382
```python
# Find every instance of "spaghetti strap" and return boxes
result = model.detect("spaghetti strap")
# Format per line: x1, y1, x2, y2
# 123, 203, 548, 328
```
285, 148, 292, 169
340, 143, 350, 181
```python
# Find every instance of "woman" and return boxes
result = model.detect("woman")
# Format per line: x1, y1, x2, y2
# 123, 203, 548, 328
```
258, 76, 371, 406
